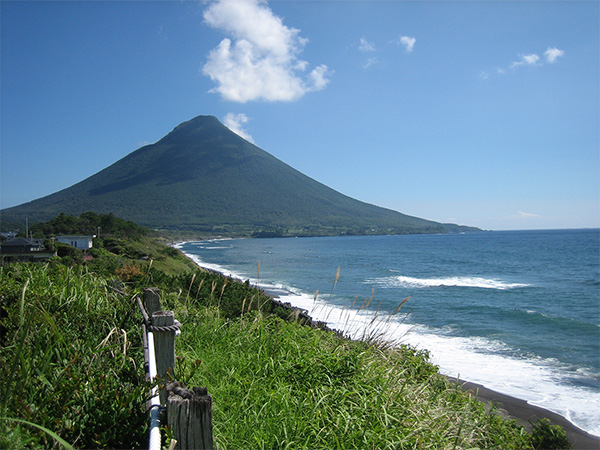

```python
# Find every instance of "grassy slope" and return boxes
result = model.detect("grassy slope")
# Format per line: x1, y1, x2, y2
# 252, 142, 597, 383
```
177, 311, 534, 449
0, 234, 568, 449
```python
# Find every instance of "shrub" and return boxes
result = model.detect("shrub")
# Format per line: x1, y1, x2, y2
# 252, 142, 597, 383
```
531, 418, 572, 449
55, 242, 83, 264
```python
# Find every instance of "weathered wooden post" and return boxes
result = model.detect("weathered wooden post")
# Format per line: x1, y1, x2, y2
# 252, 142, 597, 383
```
143, 288, 177, 404
152, 310, 176, 404
144, 287, 162, 315
167, 382, 213, 450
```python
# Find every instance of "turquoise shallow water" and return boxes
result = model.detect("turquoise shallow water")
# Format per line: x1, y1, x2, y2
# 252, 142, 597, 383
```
178, 229, 600, 435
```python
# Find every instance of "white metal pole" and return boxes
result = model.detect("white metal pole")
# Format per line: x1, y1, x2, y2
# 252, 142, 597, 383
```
147, 331, 162, 450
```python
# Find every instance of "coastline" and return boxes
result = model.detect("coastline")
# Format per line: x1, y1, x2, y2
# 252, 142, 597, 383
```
269, 296, 600, 448
447, 377, 600, 449
178, 245, 600, 447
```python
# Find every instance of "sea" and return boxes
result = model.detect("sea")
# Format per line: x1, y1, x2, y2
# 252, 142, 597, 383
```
176, 229, 600, 436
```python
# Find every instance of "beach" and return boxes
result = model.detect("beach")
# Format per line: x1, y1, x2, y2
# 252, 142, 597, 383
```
269, 284, 600, 448
447, 377, 600, 449
269, 285, 600, 449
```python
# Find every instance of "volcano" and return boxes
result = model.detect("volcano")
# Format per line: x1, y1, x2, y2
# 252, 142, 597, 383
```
1, 115, 478, 236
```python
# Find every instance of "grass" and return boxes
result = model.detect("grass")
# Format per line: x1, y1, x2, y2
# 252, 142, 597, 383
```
0, 262, 148, 449
173, 307, 536, 449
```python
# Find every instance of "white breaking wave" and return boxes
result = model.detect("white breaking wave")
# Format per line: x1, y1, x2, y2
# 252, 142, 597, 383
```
175, 243, 240, 278
369, 275, 531, 290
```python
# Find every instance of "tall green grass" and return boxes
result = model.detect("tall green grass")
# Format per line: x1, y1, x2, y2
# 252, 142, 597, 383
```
174, 307, 534, 449
0, 262, 147, 448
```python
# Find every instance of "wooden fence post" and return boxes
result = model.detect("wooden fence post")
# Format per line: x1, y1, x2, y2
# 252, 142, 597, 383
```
144, 288, 162, 316
152, 310, 176, 405
143, 288, 176, 404
167, 382, 213, 450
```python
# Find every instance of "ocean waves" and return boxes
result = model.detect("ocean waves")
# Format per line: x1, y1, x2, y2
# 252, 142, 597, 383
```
368, 275, 531, 290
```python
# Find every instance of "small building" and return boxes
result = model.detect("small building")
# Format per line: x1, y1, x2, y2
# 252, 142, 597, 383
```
0, 231, 18, 240
0, 238, 57, 262
55, 235, 95, 250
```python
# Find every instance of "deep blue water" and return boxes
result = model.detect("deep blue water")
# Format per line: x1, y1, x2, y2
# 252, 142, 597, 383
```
178, 229, 600, 435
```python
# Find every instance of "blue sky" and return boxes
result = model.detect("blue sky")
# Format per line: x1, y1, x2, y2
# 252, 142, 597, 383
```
1, 0, 598, 230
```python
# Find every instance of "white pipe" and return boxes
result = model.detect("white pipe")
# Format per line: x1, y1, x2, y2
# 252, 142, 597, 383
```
147, 331, 162, 450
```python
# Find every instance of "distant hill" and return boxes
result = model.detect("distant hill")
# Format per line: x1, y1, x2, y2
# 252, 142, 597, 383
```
1, 115, 479, 237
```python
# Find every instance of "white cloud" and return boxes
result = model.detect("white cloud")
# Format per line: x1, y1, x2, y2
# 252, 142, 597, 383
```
398, 36, 416, 53
522, 54, 540, 65
510, 53, 540, 68
358, 37, 377, 68
223, 113, 255, 143
508, 210, 541, 219
482, 46, 565, 80
363, 57, 378, 69
308, 64, 330, 90
359, 37, 376, 52
202, 0, 331, 102
544, 47, 565, 63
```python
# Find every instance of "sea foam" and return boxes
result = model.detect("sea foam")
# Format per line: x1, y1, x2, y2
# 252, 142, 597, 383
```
368, 275, 531, 290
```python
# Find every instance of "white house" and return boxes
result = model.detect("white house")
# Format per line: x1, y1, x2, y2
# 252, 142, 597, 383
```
56, 235, 95, 250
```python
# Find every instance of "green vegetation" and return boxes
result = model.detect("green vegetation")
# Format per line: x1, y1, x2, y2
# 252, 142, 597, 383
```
176, 311, 534, 449
0, 263, 148, 448
29, 211, 146, 239
0, 115, 480, 237
1, 214, 568, 448
530, 419, 571, 450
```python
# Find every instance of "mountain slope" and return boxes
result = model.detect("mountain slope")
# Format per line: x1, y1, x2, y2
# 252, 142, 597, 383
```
1, 115, 478, 236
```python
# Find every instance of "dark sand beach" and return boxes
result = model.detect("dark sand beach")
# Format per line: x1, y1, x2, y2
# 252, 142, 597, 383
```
448, 377, 600, 449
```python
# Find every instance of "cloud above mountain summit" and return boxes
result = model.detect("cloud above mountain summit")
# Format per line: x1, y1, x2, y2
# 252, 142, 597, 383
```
202, 0, 331, 102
